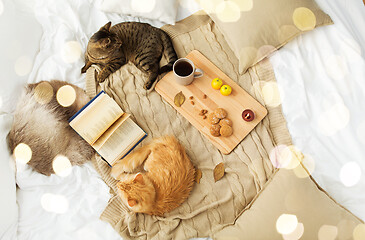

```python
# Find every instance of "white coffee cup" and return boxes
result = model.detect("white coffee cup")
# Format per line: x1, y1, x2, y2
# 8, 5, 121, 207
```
173, 58, 204, 86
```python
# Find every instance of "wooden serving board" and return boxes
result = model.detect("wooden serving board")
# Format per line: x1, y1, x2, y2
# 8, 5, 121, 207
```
155, 50, 267, 154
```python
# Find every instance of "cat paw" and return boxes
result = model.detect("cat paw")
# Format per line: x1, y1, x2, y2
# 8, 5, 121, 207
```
111, 162, 135, 179
111, 163, 126, 179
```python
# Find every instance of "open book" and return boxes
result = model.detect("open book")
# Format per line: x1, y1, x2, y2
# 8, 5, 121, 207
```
69, 91, 147, 166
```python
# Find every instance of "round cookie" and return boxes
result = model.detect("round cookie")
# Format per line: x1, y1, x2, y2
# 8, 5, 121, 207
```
220, 125, 233, 137
219, 118, 233, 127
208, 112, 220, 124
214, 108, 227, 119
210, 124, 221, 137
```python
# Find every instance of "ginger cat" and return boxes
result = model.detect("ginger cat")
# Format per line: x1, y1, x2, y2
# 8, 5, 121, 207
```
111, 136, 195, 216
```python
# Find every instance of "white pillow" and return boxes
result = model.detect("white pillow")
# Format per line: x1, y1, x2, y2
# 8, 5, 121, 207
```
100, 0, 179, 24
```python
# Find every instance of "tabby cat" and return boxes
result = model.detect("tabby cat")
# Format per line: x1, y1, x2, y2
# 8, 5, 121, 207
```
81, 22, 177, 90
111, 136, 195, 216
7, 80, 94, 176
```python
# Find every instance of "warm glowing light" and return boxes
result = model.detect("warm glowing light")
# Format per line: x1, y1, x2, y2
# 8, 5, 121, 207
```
14, 56, 32, 76
292, 7, 316, 31
131, 0, 156, 13
318, 225, 338, 240
216, 1, 241, 22
41, 193, 69, 214
353, 224, 365, 240
276, 214, 298, 235
14, 143, 32, 164
283, 223, 304, 240
34, 82, 54, 104
199, 0, 224, 13
340, 162, 361, 187
317, 103, 350, 136
61, 41, 82, 64
56, 85, 76, 107
293, 154, 315, 178
262, 81, 282, 107
231, 0, 253, 11
270, 145, 292, 169
53, 155, 72, 177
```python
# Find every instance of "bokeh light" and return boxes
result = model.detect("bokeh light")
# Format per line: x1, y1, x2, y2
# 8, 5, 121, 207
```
340, 161, 361, 187
337, 220, 357, 240
282, 223, 304, 240
216, 1, 241, 23
318, 225, 338, 240
356, 121, 365, 145
317, 103, 350, 136
14, 55, 32, 76
276, 214, 298, 235
262, 81, 282, 107
293, 154, 315, 178
131, 0, 156, 13
325, 55, 348, 81
56, 85, 76, 107
34, 82, 54, 104
53, 155, 72, 177
231, 0, 253, 11
353, 224, 365, 240
292, 7, 316, 31
199, 0, 223, 13
61, 41, 82, 64
41, 193, 69, 214
270, 145, 292, 169
14, 143, 32, 164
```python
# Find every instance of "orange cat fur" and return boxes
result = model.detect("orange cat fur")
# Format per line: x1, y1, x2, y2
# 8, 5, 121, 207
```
111, 136, 195, 216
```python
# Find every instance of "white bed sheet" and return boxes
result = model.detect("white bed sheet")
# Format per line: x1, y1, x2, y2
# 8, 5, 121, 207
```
3, 0, 364, 239
271, 0, 365, 221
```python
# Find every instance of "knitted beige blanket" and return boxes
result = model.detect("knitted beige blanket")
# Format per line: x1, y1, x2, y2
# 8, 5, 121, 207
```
85, 12, 362, 240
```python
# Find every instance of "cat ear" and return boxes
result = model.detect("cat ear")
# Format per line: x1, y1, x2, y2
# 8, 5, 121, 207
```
127, 199, 137, 207
133, 173, 144, 184
99, 22, 112, 32
100, 38, 111, 48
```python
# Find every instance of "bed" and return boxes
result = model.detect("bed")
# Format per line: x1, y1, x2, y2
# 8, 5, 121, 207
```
0, 0, 364, 239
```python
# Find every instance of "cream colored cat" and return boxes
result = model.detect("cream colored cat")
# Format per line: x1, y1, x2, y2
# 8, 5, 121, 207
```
7, 80, 94, 176
111, 136, 195, 216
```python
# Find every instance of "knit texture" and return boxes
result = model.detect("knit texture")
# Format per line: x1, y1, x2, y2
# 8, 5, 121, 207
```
84, 12, 361, 240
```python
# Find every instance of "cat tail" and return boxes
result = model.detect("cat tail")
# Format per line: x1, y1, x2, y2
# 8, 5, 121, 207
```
159, 30, 178, 74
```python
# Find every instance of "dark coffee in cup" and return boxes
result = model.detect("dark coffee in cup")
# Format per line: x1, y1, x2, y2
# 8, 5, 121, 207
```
173, 58, 204, 85
174, 61, 193, 77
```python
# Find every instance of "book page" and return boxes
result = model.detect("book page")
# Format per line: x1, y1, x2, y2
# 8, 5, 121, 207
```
92, 113, 130, 151
96, 118, 145, 166
69, 93, 124, 144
